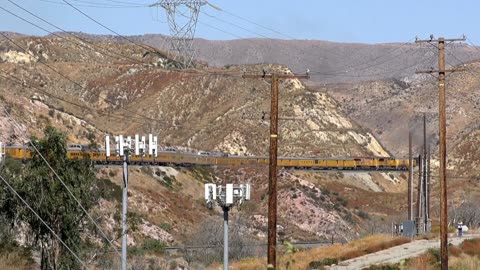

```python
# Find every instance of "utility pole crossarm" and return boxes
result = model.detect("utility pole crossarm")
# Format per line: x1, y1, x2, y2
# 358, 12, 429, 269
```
415, 69, 466, 74
415, 37, 466, 43
242, 73, 310, 79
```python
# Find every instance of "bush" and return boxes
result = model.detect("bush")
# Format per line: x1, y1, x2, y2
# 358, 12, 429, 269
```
97, 178, 122, 203
108, 170, 118, 177
362, 265, 400, 270
162, 175, 175, 189
308, 258, 339, 269
459, 238, 480, 256
427, 248, 441, 264
358, 210, 370, 220
142, 238, 166, 254
160, 223, 172, 233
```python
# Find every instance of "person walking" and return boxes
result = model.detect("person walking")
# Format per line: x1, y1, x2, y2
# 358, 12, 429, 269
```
457, 221, 463, 237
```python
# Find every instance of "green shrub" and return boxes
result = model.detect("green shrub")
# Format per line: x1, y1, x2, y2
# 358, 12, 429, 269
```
108, 170, 117, 177
160, 222, 172, 233
97, 178, 122, 202
142, 238, 166, 254
362, 265, 400, 270
308, 258, 339, 269
428, 248, 441, 264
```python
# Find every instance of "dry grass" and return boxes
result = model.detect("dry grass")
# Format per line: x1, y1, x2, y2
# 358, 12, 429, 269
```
403, 238, 480, 270
0, 248, 34, 270
450, 254, 480, 270
458, 238, 480, 257
405, 252, 437, 270
219, 234, 410, 270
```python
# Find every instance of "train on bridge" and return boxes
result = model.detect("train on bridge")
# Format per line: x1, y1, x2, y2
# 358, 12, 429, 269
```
1, 144, 414, 171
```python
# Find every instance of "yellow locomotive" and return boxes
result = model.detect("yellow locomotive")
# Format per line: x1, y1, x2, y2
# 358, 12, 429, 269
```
3, 144, 414, 171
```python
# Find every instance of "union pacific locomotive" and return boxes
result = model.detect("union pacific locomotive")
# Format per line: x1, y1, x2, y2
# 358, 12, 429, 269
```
1, 144, 414, 171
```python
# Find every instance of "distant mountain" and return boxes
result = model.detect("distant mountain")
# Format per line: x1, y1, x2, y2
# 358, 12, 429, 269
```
0, 35, 401, 245
10, 32, 480, 83
132, 34, 480, 83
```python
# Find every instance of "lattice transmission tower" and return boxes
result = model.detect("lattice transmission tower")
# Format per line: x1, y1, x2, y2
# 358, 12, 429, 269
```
150, 0, 216, 68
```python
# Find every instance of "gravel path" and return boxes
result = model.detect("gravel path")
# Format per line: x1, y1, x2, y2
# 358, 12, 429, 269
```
330, 234, 479, 270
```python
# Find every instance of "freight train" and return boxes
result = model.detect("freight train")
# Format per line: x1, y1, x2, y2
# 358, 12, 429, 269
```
1, 144, 414, 171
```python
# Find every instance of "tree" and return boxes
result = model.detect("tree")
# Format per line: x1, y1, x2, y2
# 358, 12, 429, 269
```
2, 126, 98, 270
185, 214, 263, 268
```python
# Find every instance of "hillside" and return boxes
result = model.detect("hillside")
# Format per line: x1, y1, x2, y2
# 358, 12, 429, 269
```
315, 61, 480, 156
19, 32, 480, 84
0, 33, 409, 256
130, 34, 480, 84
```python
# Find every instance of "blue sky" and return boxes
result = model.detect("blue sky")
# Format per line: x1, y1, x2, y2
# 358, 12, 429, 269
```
1, 0, 479, 44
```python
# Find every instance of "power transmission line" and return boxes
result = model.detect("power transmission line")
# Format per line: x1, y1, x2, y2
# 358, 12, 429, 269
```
0, 3, 143, 65
0, 104, 127, 265
0, 72, 152, 127
207, 1, 296, 40
39, 0, 147, 8
0, 174, 88, 268
70, 0, 147, 7
0, 32, 188, 127
201, 10, 270, 39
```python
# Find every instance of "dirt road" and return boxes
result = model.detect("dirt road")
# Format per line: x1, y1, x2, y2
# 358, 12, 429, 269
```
330, 234, 479, 270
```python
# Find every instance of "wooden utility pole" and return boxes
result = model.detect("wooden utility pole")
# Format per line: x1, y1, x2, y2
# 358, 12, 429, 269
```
242, 71, 309, 269
415, 36, 465, 270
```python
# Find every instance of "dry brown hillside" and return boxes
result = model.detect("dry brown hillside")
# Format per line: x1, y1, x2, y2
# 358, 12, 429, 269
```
0, 34, 410, 247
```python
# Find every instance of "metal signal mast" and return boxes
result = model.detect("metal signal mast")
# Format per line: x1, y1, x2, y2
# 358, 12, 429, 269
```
150, 0, 220, 68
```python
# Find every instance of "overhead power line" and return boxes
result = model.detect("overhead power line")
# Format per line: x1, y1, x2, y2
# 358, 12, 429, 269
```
39, 0, 147, 8
1, 2, 143, 65
0, 32, 185, 127
0, 174, 88, 268
0, 72, 150, 127
0, 104, 127, 264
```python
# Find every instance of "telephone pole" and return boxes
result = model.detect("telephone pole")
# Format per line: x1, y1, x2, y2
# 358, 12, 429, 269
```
242, 71, 309, 269
415, 36, 465, 270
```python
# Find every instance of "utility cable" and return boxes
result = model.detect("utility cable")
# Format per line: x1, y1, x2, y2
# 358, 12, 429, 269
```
61, 0, 157, 52
0, 3, 142, 65
0, 72, 150, 127
70, 0, 147, 7
0, 104, 126, 264
0, 32, 184, 127
0, 174, 88, 268
201, 10, 269, 39
5, 0, 147, 64
39, 0, 146, 8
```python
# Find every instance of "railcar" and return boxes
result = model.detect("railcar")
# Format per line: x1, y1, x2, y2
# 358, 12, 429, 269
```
1, 144, 414, 171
